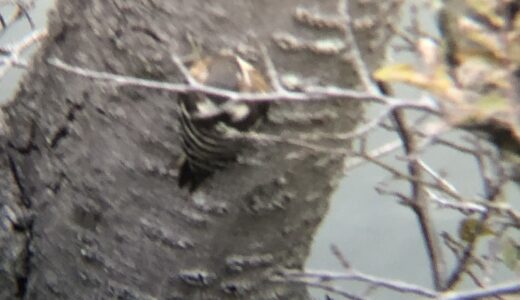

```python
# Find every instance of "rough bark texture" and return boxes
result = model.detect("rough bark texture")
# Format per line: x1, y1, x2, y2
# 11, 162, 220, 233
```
0, 0, 386, 299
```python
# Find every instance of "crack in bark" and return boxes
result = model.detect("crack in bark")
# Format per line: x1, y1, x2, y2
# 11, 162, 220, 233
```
7, 154, 31, 208
6, 154, 34, 299
14, 220, 33, 300
5, 116, 41, 299
49, 102, 83, 149
5, 103, 80, 300
130, 26, 163, 42
49, 127, 69, 149
8, 120, 37, 155
47, 171, 68, 194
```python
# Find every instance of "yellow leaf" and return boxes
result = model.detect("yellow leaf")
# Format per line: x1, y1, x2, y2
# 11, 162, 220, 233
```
464, 30, 506, 62
374, 64, 465, 105
474, 92, 509, 113
373, 64, 425, 84
466, 0, 504, 29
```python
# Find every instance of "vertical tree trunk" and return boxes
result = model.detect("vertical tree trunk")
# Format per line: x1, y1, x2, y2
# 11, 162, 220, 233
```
0, 0, 388, 299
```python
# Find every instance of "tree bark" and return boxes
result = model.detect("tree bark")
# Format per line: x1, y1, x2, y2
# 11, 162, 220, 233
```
0, 0, 387, 299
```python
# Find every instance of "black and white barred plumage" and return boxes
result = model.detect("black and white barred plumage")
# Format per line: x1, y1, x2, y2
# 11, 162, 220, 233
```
178, 54, 269, 192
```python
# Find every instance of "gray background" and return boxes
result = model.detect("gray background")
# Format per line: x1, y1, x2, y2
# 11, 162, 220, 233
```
1, 1, 518, 299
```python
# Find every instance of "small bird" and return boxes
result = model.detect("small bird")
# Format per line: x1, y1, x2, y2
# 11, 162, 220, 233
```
178, 52, 270, 192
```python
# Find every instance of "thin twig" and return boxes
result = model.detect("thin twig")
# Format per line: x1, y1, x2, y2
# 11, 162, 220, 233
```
0, 28, 47, 78
259, 45, 285, 92
280, 278, 364, 300
440, 281, 520, 300
281, 269, 438, 298
48, 57, 439, 113
392, 108, 447, 290
343, 139, 402, 170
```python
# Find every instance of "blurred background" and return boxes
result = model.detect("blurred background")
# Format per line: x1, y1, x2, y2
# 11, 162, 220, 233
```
1, 1, 518, 299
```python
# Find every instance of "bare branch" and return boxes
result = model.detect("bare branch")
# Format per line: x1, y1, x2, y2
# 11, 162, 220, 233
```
48, 57, 439, 113
0, 28, 47, 78
259, 45, 285, 92
281, 269, 438, 298
440, 281, 520, 300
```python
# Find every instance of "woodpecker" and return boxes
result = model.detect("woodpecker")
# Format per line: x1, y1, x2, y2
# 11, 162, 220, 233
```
178, 53, 270, 192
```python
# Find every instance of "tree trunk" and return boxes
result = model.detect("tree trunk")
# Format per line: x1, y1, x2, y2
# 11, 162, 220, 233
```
0, 0, 387, 299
